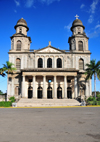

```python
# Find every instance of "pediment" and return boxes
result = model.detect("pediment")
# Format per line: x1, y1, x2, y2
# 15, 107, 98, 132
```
35, 46, 64, 53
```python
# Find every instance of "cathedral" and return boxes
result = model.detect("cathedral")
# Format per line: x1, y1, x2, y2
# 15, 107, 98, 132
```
7, 17, 91, 101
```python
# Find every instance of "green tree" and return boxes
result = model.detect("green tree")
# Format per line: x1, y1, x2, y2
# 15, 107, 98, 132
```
2, 61, 16, 74
0, 90, 3, 95
85, 59, 100, 99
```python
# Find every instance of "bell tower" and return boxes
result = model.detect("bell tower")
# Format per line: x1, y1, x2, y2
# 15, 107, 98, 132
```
68, 15, 89, 52
10, 18, 31, 52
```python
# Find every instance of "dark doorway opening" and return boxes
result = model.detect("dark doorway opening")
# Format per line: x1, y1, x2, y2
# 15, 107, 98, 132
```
47, 86, 52, 99
28, 86, 33, 98
38, 86, 42, 99
67, 87, 72, 99
57, 86, 62, 99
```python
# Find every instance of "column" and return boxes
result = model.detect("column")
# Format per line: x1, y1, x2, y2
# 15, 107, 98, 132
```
64, 76, 67, 98
74, 76, 78, 99
86, 81, 89, 97
43, 56, 45, 68
53, 76, 57, 98
53, 56, 56, 68
22, 75, 25, 98
43, 76, 46, 98
33, 76, 36, 98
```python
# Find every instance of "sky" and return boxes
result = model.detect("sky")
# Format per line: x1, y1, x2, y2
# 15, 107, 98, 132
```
0, 0, 100, 93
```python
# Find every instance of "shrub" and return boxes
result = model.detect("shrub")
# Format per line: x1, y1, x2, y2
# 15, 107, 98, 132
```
92, 99, 97, 105
97, 97, 100, 101
97, 101, 100, 105
0, 101, 12, 107
9, 96, 15, 103
87, 96, 95, 102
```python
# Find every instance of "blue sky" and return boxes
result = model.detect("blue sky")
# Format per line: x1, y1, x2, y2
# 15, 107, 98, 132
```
0, 0, 100, 93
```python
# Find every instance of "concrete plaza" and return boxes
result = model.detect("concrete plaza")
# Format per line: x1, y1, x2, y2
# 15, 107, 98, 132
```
0, 107, 100, 142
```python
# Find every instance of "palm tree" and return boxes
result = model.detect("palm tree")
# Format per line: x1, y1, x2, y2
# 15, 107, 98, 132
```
0, 68, 6, 77
2, 61, 16, 74
85, 59, 100, 99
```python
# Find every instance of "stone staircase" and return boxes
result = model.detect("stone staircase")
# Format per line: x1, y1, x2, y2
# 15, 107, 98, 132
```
17, 98, 81, 107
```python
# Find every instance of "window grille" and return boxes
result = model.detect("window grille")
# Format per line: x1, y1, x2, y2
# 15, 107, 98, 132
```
16, 58, 21, 70
47, 58, 52, 68
78, 41, 83, 51
79, 59, 84, 70
38, 58, 43, 68
16, 41, 21, 51
57, 58, 62, 68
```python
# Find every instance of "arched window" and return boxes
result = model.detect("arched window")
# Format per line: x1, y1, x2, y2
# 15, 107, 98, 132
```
47, 58, 52, 68
57, 58, 62, 68
19, 28, 22, 34
16, 40, 21, 51
78, 41, 83, 51
16, 58, 21, 70
79, 58, 84, 70
38, 58, 43, 68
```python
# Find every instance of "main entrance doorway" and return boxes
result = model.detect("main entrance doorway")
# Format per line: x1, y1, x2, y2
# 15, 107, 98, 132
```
28, 87, 33, 98
57, 86, 62, 99
47, 86, 52, 99
67, 87, 72, 99
38, 86, 42, 98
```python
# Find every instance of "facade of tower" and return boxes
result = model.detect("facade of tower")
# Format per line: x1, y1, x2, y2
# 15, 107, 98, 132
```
7, 18, 92, 100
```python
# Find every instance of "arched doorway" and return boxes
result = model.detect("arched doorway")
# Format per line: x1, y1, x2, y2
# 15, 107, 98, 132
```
47, 86, 52, 99
57, 86, 62, 99
38, 86, 42, 98
28, 86, 33, 98
67, 87, 72, 99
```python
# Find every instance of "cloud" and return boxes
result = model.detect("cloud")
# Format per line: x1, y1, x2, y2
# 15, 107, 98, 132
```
95, 24, 100, 29
80, 4, 85, 9
88, 0, 99, 23
88, 15, 94, 23
64, 22, 72, 31
90, 0, 98, 13
14, 10, 17, 13
25, 0, 34, 8
14, 0, 20, 6
38, 0, 60, 5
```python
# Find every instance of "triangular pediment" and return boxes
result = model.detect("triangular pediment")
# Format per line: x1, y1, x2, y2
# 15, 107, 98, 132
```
35, 46, 65, 53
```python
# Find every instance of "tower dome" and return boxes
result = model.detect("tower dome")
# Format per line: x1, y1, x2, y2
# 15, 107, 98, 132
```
71, 19, 85, 31
14, 18, 29, 31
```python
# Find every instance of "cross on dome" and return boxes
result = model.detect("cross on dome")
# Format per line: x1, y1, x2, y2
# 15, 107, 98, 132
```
49, 41, 51, 46
75, 14, 79, 19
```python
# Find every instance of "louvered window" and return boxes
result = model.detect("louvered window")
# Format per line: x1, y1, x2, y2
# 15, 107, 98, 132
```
57, 58, 62, 68
79, 59, 84, 70
38, 58, 43, 68
47, 58, 52, 68
16, 41, 21, 51
16, 58, 21, 70
78, 41, 83, 51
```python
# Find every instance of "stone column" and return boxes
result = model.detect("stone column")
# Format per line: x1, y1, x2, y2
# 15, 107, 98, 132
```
53, 76, 57, 98
43, 76, 46, 98
43, 56, 45, 68
22, 75, 25, 98
86, 81, 89, 97
64, 76, 67, 98
74, 76, 78, 99
53, 56, 56, 68
33, 76, 36, 98
90, 79, 92, 96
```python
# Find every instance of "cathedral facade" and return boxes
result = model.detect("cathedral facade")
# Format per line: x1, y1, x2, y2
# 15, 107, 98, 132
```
7, 18, 91, 100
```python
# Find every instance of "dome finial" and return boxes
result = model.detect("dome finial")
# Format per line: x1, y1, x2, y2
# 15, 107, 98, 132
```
75, 14, 79, 19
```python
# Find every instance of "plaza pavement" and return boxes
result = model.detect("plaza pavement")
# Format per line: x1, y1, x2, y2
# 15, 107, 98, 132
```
0, 107, 100, 142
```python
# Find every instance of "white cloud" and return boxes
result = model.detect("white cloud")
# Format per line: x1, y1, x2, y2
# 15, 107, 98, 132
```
88, 0, 99, 23
64, 22, 72, 31
39, 0, 60, 5
14, 0, 20, 6
14, 10, 17, 13
88, 15, 94, 23
95, 24, 100, 29
80, 4, 85, 9
90, 0, 98, 14
25, 0, 34, 8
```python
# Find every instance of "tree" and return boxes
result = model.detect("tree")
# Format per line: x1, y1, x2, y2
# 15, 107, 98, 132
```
0, 68, 6, 77
85, 59, 100, 99
0, 90, 3, 95
2, 61, 16, 74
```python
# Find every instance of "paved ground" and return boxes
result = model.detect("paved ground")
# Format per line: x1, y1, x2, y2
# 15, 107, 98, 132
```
0, 107, 100, 142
